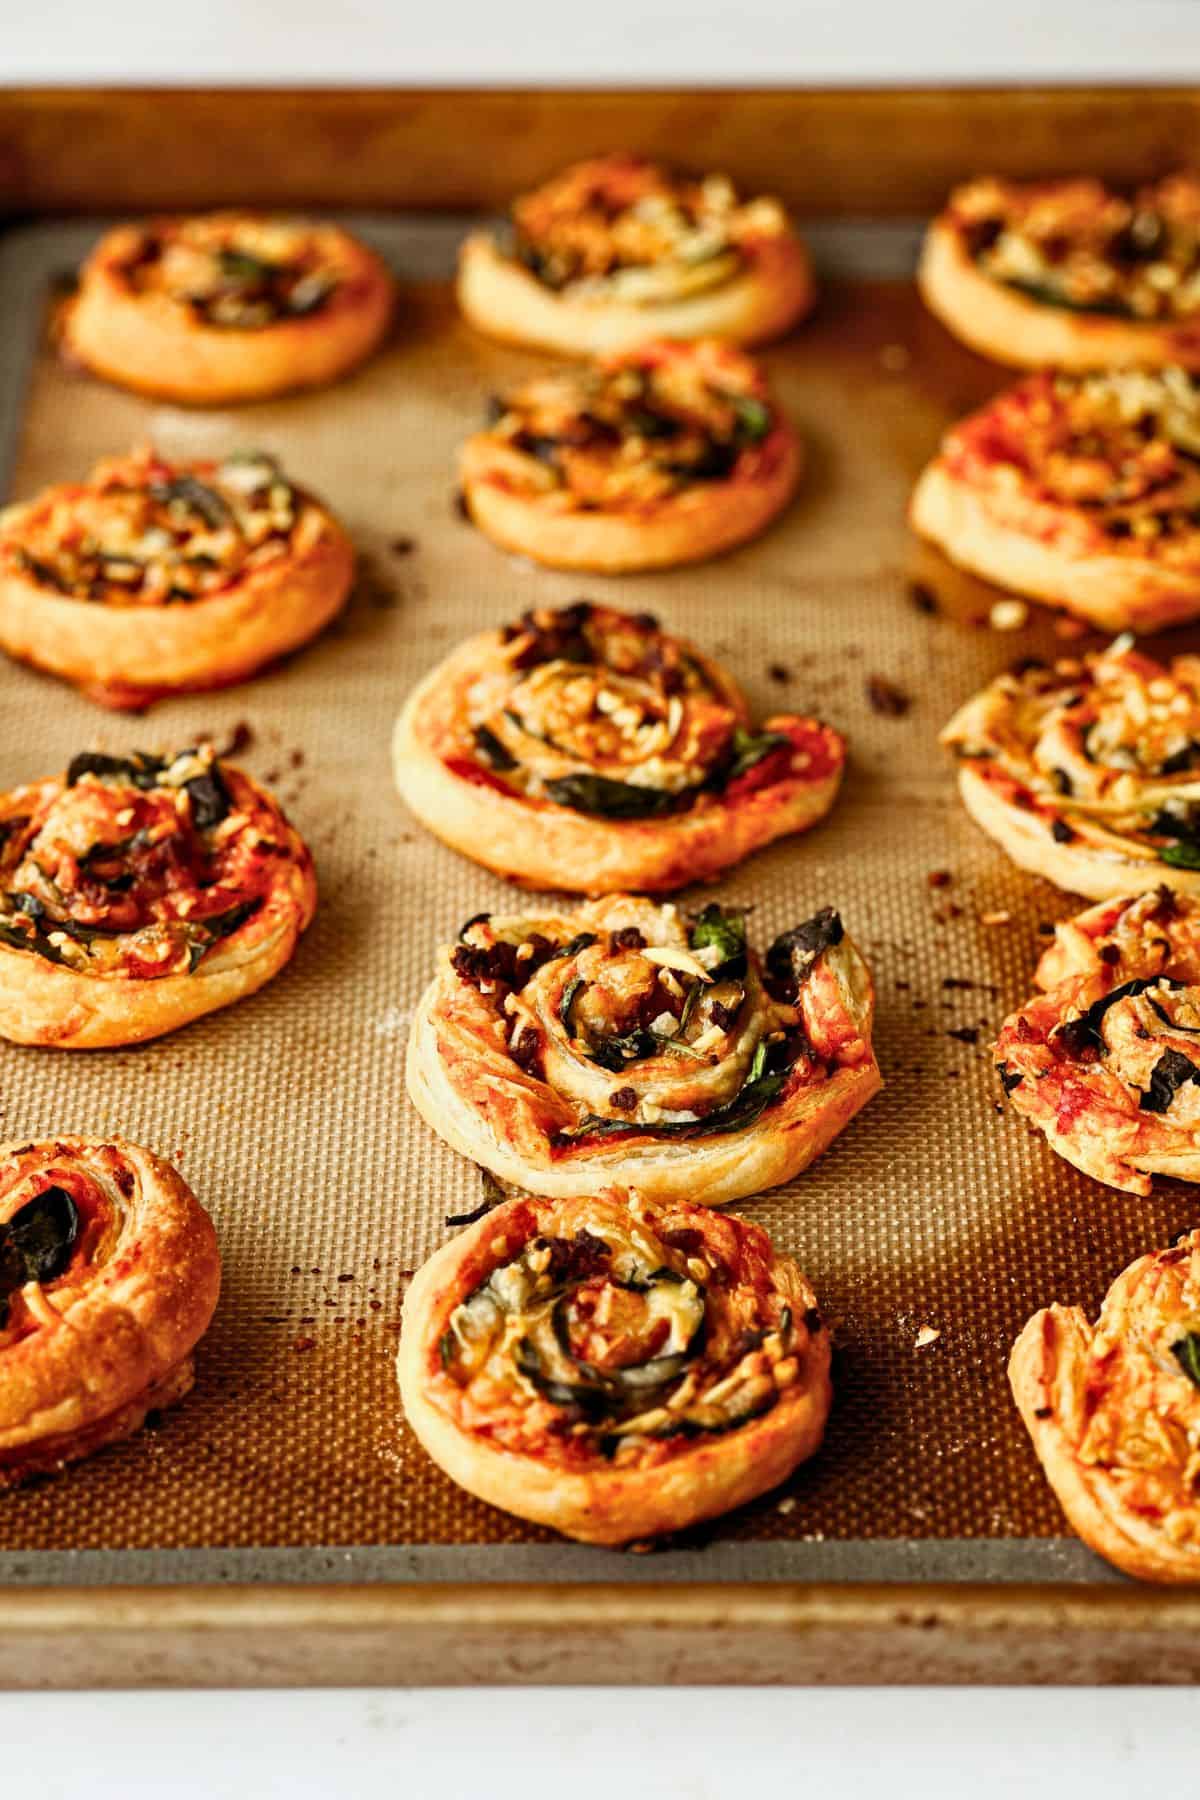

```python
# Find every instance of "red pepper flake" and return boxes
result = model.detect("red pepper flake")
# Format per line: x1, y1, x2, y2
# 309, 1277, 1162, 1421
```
293, 1336, 317, 1353
909, 582, 939, 616
927, 870, 952, 889
866, 675, 911, 717
1098, 944, 1121, 965
947, 1026, 979, 1045
337, 1272, 354, 1284
767, 662, 791, 685
389, 535, 417, 556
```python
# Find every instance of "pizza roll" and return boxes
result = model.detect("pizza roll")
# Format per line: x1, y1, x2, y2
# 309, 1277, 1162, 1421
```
457, 154, 814, 357
911, 369, 1200, 634
0, 744, 315, 1048
64, 212, 393, 404
0, 1136, 220, 1485
919, 174, 1200, 371
942, 638, 1200, 900
394, 601, 844, 894
0, 445, 355, 710
994, 885, 1200, 1194
458, 339, 800, 573
398, 1186, 830, 1544
1010, 1227, 1200, 1581
407, 894, 880, 1208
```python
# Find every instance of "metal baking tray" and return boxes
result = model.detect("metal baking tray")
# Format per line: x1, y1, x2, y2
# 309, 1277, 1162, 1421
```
1, 153, 1200, 1683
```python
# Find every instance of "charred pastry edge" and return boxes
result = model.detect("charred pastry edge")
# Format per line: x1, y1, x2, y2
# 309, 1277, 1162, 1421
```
398, 1191, 832, 1544
406, 901, 880, 1208
1010, 1231, 1200, 1582
393, 608, 845, 894
0, 462, 355, 706
918, 201, 1200, 373
0, 1135, 220, 1479
0, 757, 316, 1048
64, 216, 395, 405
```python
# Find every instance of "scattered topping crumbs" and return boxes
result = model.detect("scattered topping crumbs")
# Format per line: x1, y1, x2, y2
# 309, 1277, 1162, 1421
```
866, 674, 911, 717
914, 1325, 941, 1349
989, 599, 1030, 631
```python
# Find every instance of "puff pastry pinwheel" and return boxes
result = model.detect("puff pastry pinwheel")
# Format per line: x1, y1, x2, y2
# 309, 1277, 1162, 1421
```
911, 368, 1200, 634
941, 638, 1200, 900
457, 153, 814, 358
0, 1136, 220, 1484
919, 173, 1200, 372
64, 211, 393, 404
398, 1187, 830, 1544
394, 601, 844, 894
407, 893, 879, 1207
994, 885, 1200, 1194
1010, 1227, 1200, 1581
0, 744, 315, 1048
458, 339, 800, 573
0, 445, 355, 710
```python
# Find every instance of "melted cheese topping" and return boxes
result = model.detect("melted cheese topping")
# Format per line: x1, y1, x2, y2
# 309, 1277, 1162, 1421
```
453, 894, 788, 1128
0, 748, 297, 980
475, 340, 780, 509
0, 447, 302, 607
943, 639, 1200, 865
436, 1193, 807, 1469
1053, 1231, 1200, 1541
108, 213, 348, 328
950, 174, 1200, 321
511, 155, 787, 304
463, 603, 742, 801
941, 370, 1200, 562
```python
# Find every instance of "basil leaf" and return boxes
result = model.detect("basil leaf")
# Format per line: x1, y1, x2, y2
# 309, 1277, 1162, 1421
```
1055, 976, 1175, 1058
561, 1069, 787, 1144
765, 908, 844, 999
689, 903, 747, 980
217, 246, 277, 285
184, 767, 230, 830
726, 726, 789, 783
730, 394, 773, 443
1171, 1332, 1200, 1389
543, 773, 685, 820
1161, 842, 1200, 870
150, 477, 232, 531
559, 975, 586, 1035
67, 750, 169, 790
0, 1186, 80, 1326
1140, 1047, 1200, 1114
187, 899, 262, 972
1004, 277, 1132, 319
473, 725, 517, 772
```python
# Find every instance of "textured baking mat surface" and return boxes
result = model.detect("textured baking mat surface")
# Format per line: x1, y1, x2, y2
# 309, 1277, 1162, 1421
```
0, 218, 1190, 1582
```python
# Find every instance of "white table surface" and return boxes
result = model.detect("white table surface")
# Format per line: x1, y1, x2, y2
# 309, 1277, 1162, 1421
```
3, 0, 1200, 86
5, 2, 1200, 1787
7, 1685, 1200, 1795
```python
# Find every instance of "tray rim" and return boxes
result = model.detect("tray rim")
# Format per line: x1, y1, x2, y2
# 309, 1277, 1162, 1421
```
0, 125, 1196, 1684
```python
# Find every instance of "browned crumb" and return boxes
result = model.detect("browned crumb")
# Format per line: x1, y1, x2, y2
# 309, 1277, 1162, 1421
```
866, 675, 911, 717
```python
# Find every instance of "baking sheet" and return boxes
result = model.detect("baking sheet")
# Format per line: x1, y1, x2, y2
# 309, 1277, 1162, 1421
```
0, 215, 1187, 1588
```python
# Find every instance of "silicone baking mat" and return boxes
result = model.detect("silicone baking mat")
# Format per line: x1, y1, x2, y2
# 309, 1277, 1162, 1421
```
0, 216, 1187, 1588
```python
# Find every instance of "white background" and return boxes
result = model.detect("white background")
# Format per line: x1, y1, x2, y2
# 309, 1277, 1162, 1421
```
3, 0, 1200, 86
6, 1, 1200, 1791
